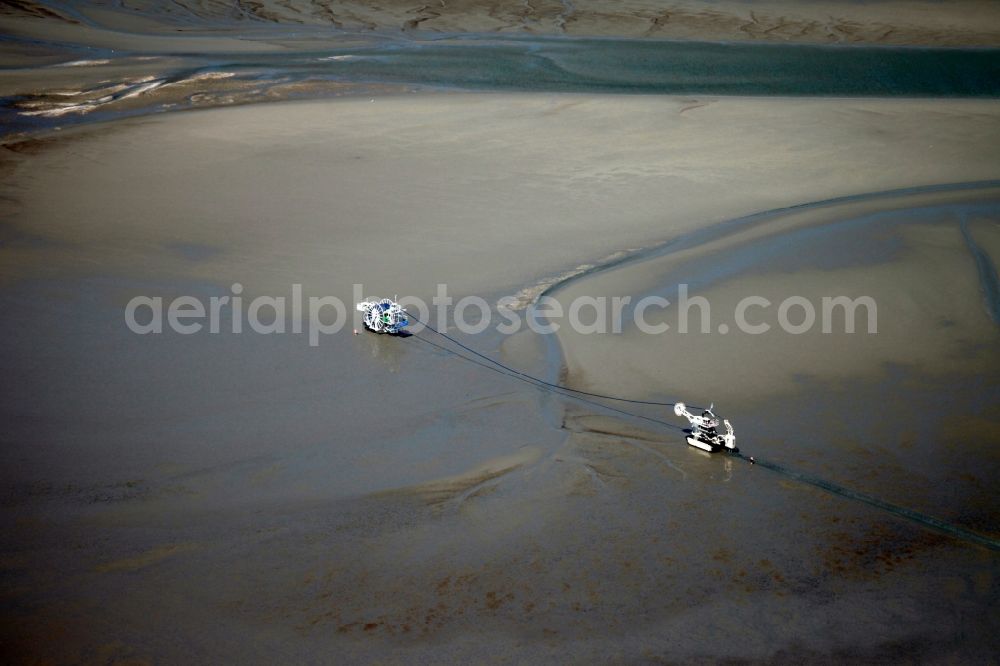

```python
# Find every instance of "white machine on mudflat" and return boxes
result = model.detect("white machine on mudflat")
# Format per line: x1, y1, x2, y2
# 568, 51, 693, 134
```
356, 297, 409, 334
674, 402, 737, 453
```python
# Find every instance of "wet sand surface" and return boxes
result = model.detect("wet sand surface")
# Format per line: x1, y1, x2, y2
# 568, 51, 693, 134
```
3, 1, 1000, 661
1, 91, 998, 662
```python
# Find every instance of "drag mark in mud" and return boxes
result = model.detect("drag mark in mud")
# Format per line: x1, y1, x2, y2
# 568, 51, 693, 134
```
739, 452, 1000, 552
959, 213, 1000, 325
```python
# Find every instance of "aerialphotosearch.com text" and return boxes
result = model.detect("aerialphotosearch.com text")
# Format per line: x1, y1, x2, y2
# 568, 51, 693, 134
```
124, 283, 877, 346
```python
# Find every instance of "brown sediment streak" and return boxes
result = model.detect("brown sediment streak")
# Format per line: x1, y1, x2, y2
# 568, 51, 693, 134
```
374, 447, 542, 509
8, 0, 1000, 45
94, 543, 199, 573
403, 4, 441, 32
0, 0, 79, 23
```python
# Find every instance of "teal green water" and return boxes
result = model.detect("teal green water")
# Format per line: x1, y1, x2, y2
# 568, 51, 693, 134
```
291, 37, 1000, 96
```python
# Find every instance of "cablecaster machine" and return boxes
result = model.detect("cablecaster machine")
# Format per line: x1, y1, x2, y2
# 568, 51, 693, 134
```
674, 402, 737, 453
356, 297, 409, 334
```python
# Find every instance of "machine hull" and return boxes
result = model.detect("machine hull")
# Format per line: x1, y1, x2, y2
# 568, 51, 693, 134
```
686, 436, 721, 452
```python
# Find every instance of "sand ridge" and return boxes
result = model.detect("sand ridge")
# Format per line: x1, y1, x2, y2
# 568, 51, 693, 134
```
5, 0, 1000, 46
